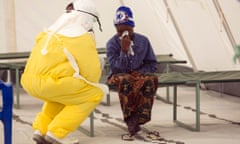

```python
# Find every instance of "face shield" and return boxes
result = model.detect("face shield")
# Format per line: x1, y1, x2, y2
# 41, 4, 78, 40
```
71, 0, 102, 32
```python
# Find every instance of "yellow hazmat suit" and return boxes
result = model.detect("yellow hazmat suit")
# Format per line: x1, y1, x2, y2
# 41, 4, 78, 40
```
21, 31, 104, 138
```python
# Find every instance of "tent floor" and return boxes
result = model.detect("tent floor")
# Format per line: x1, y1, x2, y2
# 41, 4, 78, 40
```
2, 85, 240, 144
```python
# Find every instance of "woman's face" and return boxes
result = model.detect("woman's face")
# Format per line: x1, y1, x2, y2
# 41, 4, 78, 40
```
116, 24, 134, 40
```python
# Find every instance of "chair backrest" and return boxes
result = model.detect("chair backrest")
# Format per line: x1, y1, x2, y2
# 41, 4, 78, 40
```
0, 80, 13, 144
0, 81, 13, 109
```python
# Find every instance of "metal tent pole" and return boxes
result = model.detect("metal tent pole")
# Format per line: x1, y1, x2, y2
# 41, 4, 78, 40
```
212, 0, 238, 62
163, 0, 198, 72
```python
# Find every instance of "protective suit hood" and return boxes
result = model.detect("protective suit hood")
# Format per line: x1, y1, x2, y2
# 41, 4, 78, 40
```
48, 0, 98, 37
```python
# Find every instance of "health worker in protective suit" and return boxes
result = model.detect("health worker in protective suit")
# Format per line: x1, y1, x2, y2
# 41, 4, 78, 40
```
21, 0, 107, 144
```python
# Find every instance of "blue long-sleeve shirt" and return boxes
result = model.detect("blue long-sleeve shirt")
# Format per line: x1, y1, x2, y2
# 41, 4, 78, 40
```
106, 32, 157, 77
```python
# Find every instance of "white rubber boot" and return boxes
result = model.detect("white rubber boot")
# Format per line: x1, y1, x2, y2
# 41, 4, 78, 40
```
33, 130, 51, 144
45, 131, 80, 144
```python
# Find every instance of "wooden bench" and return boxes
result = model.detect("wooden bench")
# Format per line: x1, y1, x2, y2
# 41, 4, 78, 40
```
157, 71, 240, 131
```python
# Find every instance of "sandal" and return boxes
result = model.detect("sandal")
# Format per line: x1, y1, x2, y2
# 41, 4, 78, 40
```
147, 131, 160, 137
121, 133, 135, 141
147, 131, 164, 141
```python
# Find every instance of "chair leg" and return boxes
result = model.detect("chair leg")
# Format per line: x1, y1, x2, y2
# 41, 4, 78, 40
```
4, 115, 12, 144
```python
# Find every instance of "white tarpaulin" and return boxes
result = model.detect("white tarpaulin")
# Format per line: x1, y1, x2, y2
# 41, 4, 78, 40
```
1, 0, 240, 72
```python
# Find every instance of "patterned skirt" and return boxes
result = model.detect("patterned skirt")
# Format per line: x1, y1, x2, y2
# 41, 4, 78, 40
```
108, 72, 158, 135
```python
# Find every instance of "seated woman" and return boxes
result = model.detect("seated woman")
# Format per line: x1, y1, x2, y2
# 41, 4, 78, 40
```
106, 6, 159, 141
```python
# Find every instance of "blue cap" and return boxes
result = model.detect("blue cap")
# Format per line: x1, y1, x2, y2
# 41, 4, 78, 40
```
114, 6, 135, 27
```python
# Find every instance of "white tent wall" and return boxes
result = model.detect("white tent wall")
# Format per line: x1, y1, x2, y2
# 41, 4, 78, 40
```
12, 0, 194, 67
14, 0, 68, 52
13, 0, 120, 52
98, 0, 240, 71
11, 0, 240, 72
0, 1, 240, 70
119, 0, 192, 67
92, 1, 120, 48
0, 0, 7, 53
219, 0, 240, 45
0, 0, 17, 53
165, 0, 239, 71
